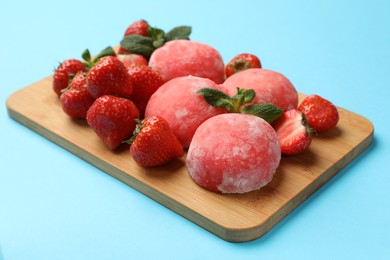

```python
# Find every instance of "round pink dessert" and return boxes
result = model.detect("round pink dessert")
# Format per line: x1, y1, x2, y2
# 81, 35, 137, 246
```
187, 113, 281, 194
148, 40, 225, 84
145, 76, 226, 148
223, 68, 298, 111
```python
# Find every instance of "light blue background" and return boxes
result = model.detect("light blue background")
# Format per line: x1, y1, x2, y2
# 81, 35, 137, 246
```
1, 0, 389, 259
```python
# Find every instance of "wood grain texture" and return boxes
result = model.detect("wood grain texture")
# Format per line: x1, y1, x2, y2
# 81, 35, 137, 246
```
6, 76, 374, 242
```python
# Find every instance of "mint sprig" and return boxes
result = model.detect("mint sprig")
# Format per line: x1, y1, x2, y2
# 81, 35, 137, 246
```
197, 87, 283, 123
120, 24, 192, 58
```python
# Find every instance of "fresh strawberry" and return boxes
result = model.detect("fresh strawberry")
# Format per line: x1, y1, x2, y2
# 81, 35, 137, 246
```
225, 53, 262, 78
273, 109, 313, 155
86, 95, 140, 150
86, 56, 133, 99
124, 19, 150, 37
60, 72, 95, 119
53, 59, 87, 96
129, 116, 184, 167
117, 53, 148, 68
298, 94, 339, 133
118, 20, 150, 54
128, 65, 165, 117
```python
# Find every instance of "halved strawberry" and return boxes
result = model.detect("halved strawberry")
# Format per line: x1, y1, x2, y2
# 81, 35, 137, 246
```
129, 116, 184, 167
298, 94, 339, 133
273, 109, 313, 155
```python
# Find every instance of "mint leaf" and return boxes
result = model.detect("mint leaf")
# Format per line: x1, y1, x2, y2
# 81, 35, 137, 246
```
81, 49, 92, 63
241, 104, 283, 123
197, 88, 234, 111
148, 27, 165, 39
231, 88, 255, 106
120, 35, 155, 57
94, 46, 116, 61
147, 27, 166, 48
165, 26, 192, 41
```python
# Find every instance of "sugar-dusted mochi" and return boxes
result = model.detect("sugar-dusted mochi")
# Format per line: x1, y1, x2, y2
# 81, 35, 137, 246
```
148, 40, 225, 84
144, 76, 226, 148
223, 68, 298, 111
187, 113, 281, 194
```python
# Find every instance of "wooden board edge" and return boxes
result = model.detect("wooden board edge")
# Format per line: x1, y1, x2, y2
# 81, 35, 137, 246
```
6, 86, 375, 243
221, 126, 374, 242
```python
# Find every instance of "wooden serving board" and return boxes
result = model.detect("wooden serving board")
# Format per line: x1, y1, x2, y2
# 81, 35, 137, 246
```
6, 76, 374, 242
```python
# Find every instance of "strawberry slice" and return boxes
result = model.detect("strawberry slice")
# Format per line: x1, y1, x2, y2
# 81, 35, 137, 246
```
273, 109, 313, 155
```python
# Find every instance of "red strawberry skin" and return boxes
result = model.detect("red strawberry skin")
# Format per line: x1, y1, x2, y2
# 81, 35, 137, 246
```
118, 20, 150, 54
60, 73, 95, 119
298, 94, 339, 133
225, 53, 261, 78
124, 19, 149, 37
53, 59, 86, 96
128, 65, 165, 117
130, 116, 184, 167
86, 56, 133, 99
86, 95, 140, 150
273, 109, 312, 155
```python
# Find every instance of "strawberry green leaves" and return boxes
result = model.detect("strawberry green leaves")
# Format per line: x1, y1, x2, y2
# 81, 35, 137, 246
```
120, 25, 192, 58
197, 87, 283, 123
81, 46, 116, 70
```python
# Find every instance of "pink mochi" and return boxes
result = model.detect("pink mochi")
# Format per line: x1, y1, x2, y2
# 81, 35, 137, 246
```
223, 68, 298, 111
187, 113, 281, 194
148, 40, 225, 84
144, 76, 227, 148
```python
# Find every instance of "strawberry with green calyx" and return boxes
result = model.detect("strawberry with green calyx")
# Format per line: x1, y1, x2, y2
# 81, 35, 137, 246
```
52, 46, 116, 96
298, 94, 339, 133
128, 116, 184, 167
53, 59, 87, 96
272, 109, 313, 155
86, 56, 133, 99
225, 53, 262, 78
60, 72, 95, 119
196, 87, 283, 123
120, 24, 192, 59
80, 46, 116, 70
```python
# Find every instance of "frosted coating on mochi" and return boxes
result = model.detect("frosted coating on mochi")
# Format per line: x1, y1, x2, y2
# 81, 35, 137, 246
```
187, 113, 281, 194
223, 68, 298, 111
145, 76, 226, 148
148, 40, 225, 84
